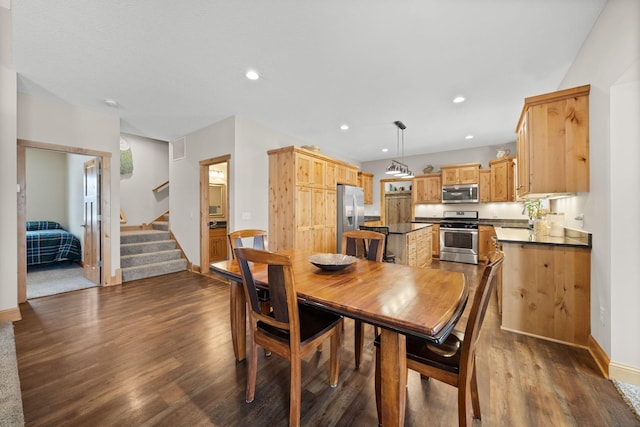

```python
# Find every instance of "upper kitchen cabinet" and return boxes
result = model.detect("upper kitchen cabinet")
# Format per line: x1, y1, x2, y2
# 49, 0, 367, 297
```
412, 173, 441, 204
441, 162, 481, 185
268, 146, 358, 252
489, 156, 516, 202
479, 169, 491, 203
358, 171, 374, 205
516, 84, 590, 198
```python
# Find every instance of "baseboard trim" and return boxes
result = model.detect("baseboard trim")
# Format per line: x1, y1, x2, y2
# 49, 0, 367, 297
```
588, 335, 610, 378
0, 307, 22, 323
610, 363, 640, 387
500, 326, 589, 349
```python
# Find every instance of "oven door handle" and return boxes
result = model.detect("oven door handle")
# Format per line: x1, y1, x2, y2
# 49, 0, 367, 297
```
441, 228, 478, 233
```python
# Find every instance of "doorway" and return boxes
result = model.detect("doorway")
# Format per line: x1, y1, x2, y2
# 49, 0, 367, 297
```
17, 139, 113, 303
199, 155, 230, 271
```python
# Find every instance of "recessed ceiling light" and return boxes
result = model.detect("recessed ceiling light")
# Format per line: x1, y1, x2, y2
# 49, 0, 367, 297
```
453, 96, 466, 104
104, 98, 119, 108
381, 148, 389, 153
465, 134, 474, 140
340, 124, 349, 131
246, 70, 260, 80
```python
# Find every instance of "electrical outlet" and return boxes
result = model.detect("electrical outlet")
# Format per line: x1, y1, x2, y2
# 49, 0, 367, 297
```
600, 306, 606, 326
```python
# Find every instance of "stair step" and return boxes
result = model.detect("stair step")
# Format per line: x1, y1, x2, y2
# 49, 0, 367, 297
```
121, 240, 177, 255
122, 258, 187, 282
152, 221, 169, 231
121, 230, 170, 244
121, 249, 182, 268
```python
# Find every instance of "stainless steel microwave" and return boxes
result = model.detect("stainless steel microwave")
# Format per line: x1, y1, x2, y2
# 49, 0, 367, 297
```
441, 184, 479, 204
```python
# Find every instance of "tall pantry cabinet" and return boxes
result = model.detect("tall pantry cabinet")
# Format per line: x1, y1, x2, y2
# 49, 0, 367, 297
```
268, 146, 359, 253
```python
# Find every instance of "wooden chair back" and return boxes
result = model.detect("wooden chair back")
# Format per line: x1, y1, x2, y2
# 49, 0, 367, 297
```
341, 229, 385, 262
234, 247, 297, 335
359, 225, 395, 262
228, 229, 267, 259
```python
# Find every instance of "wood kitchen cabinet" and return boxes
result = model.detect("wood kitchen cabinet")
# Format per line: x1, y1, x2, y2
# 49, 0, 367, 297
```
501, 242, 590, 346
358, 171, 374, 205
384, 192, 412, 225
431, 223, 440, 258
516, 84, 590, 198
209, 227, 228, 262
386, 225, 432, 267
478, 225, 496, 262
268, 146, 359, 252
412, 173, 441, 204
489, 156, 516, 202
441, 162, 481, 185
479, 169, 491, 203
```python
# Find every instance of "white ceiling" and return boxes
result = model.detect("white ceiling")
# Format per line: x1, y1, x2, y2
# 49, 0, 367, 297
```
11, 0, 606, 163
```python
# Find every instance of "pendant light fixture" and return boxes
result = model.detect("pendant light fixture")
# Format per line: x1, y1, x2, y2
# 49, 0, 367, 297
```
385, 121, 414, 178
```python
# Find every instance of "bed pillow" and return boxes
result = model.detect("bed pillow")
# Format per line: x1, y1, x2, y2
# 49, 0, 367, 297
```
26, 221, 64, 231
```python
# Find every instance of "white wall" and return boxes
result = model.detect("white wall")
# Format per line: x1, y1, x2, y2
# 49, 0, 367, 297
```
0, 4, 18, 315
26, 149, 68, 227
169, 115, 305, 267
558, 0, 640, 378
119, 133, 169, 225
17, 93, 122, 276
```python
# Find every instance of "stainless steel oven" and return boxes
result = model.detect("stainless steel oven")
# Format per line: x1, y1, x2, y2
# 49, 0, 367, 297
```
439, 210, 479, 264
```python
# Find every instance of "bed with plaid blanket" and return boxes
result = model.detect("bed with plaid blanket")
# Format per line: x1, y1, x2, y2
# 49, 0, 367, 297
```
26, 221, 82, 267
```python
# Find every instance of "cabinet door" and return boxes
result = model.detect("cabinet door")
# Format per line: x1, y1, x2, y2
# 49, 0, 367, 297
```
479, 169, 491, 202
431, 224, 440, 258
311, 158, 325, 188
412, 177, 428, 204
458, 165, 479, 184
491, 161, 510, 202
441, 168, 459, 185
295, 186, 313, 251
325, 161, 337, 188
425, 174, 442, 203
478, 225, 497, 262
295, 154, 313, 186
516, 112, 530, 197
311, 187, 326, 252
324, 189, 337, 253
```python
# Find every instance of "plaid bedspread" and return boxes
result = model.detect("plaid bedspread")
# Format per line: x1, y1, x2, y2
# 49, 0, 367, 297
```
26, 229, 82, 266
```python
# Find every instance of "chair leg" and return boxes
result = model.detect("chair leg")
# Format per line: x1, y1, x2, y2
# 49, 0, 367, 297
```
354, 320, 364, 368
458, 362, 478, 427
470, 362, 481, 420
329, 322, 343, 387
374, 345, 382, 424
289, 354, 302, 427
246, 328, 258, 403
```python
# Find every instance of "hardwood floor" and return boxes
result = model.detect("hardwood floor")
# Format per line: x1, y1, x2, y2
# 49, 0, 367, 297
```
14, 262, 638, 426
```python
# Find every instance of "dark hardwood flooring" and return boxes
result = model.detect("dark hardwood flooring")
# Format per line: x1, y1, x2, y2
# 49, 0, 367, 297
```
14, 261, 639, 426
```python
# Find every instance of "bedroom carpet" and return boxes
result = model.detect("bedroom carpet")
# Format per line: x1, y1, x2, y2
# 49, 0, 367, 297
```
0, 322, 24, 426
613, 379, 640, 421
27, 263, 96, 299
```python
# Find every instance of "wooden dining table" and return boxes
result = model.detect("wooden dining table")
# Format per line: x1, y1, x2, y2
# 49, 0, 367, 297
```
210, 249, 468, 427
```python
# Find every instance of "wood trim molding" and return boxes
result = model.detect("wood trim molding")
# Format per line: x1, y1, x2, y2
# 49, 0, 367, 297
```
609, 362, 640, 387
0, 307, 22, 323
588, 335, 610, 378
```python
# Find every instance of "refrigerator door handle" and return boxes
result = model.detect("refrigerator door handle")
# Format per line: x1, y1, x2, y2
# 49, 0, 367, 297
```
352, 194, 358, 230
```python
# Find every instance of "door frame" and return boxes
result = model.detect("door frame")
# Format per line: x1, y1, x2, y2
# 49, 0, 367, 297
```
199, 154, 230, 271
17, 139, 113, 303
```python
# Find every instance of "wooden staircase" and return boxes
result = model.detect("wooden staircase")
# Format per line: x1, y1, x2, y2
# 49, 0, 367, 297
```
120, 213, 187, 282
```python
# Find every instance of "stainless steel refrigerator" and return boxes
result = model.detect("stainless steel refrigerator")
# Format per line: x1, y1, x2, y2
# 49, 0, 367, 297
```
336, 184, 365, 253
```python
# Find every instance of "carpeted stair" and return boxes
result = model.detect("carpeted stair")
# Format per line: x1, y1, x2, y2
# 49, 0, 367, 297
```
120, 221, 187, 282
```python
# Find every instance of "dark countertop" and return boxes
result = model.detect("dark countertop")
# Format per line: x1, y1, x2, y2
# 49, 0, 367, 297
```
495, 227, 592, 248
387, 223, 432, 235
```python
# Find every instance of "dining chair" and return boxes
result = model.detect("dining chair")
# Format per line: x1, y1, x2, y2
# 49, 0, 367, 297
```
374, 250, 505, 427
234, 247, 343, 427
359, 225, 396, 263
341, 229, 385, 368
228, 229, 270, 314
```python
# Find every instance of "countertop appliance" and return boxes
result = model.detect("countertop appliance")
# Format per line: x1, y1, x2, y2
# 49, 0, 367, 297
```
336, 184, 364, 253
440, 210, 479, 264
442, 183, 479, 204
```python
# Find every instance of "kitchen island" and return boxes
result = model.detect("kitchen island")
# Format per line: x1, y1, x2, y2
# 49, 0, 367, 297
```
386, 223, 432, 267
495, 226, 592, 347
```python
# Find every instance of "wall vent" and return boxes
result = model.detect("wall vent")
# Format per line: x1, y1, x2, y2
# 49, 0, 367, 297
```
171, 137, 186, 161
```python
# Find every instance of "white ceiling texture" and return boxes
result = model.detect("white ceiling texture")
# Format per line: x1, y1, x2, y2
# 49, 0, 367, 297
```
12, 0, 606, 163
